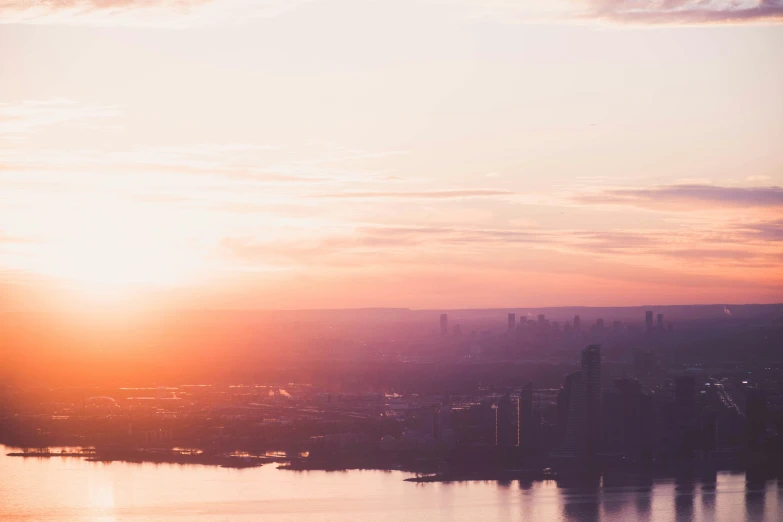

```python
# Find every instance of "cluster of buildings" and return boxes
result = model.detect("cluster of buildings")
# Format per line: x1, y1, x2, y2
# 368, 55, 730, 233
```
488, 342, 779, 465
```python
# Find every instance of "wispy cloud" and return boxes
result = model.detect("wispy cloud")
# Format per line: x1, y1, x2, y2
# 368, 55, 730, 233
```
0, 99, 120, 137
220, 219, 782, 271
582, 0, 783, 25
4, 0, 780, 26
0, 0, 317, 27
314, 189, 517, 200
733, 218, 783, 242
574, 184, 783, 211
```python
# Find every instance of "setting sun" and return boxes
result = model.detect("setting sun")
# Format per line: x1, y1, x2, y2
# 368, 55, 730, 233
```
23, 198, 200, 294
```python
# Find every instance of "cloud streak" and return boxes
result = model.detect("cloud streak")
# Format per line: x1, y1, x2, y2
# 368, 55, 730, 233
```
574, 184, 783, 211
314, 189, 516, 200
0, 0, 315, 27
583, 0, 783, 25
4, 0, 781, 26
0, 99, 120, 136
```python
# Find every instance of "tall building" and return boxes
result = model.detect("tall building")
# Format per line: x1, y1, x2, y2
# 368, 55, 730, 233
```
605, 378, 644, 458
645, 311, 654, 331
561, 345, 602, 458
537, 314, 546, 326
440, 314, 448, 337
703, 410, 717, 452
557, 372, 579, 446
675, 375, 697, 410
495, 393, 516, 447
519, 382, 534, 449
582, 345, 602, 455
634, 350, 656, 377
656, 313, 664, 329
573, 315, 581, 332
746, 389, 767, 447
508, 313, 516, 331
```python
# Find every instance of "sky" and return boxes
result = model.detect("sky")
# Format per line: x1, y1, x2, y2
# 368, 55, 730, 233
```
0, 0, 782, 312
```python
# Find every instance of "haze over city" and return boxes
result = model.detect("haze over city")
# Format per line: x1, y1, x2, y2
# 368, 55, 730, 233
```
1, 1, 782, 521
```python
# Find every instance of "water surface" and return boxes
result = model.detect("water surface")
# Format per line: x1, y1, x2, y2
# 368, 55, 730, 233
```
1, 447, 779, 521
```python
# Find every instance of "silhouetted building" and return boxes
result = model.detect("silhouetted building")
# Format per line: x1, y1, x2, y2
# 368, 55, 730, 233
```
746, 389, 767, 447
703, 410, 717, 452
561, 345, 602, 458
519, 382, 534, 449
634, 350, 656, 377
557, 372, 579, 446
645, 311, 654, 331
604, 378, 645, 458
657, 313, 664, 329
495, 393, 516, 447
507, 313, 516, 331
537, 314, 546, 326
573, 315, 581, 332
440, 314, 448, 337
675, 375, 697, 411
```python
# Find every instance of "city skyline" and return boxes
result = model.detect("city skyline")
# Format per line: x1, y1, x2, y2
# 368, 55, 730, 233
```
1, 1, 782, 315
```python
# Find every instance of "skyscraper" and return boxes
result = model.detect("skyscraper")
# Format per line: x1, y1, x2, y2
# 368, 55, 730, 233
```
675, 375, 697, 410
507, 313, 516, 331
645, 311, 654, 331
656, 313, 664, 329
557, 372, 579, 446
561, 344, 602, 458
582, 344, 602, 455
440, 313, 448, 337
573, 315, 581, 332
518, 382, 535, 449
495, 393, 516, 447
746, 389, 767, 447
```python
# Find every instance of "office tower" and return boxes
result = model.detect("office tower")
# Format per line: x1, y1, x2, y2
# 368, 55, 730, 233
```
508, 313, 516, 331
562, 345, 602, 457
634, 350, 656, 377
537, 314, 546, 326
703, 410, 717, 452
746, 389, 767, 447
440, 314, 448, 336
582, 345, 602, 455
656, 313, 664, 329
607, 378, 643, 458
495, 393, 516, 447
436, 405, 455, 444
519, 382, 534, 449
645, 311, 653, 331
557, 372, 579, 446
675, 375, 697, 410
573, 315, 581, 332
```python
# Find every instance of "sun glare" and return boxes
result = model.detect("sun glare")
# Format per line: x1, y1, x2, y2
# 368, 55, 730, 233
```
29, 199, 200, 296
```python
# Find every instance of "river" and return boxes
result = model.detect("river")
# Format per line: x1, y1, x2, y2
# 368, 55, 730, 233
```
1, 447, 779, 521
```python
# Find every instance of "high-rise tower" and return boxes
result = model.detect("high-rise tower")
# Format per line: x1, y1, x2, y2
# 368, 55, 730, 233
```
440, 314, 448, 337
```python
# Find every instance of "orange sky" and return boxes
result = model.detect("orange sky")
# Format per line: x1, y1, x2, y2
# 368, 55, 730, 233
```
0, 0, 781, 312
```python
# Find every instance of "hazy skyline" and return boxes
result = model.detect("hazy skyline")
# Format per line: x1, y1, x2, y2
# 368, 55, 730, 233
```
1, 0, 782, 312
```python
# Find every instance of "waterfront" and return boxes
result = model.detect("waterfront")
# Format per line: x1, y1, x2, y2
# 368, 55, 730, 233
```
1, 447, 780, 521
